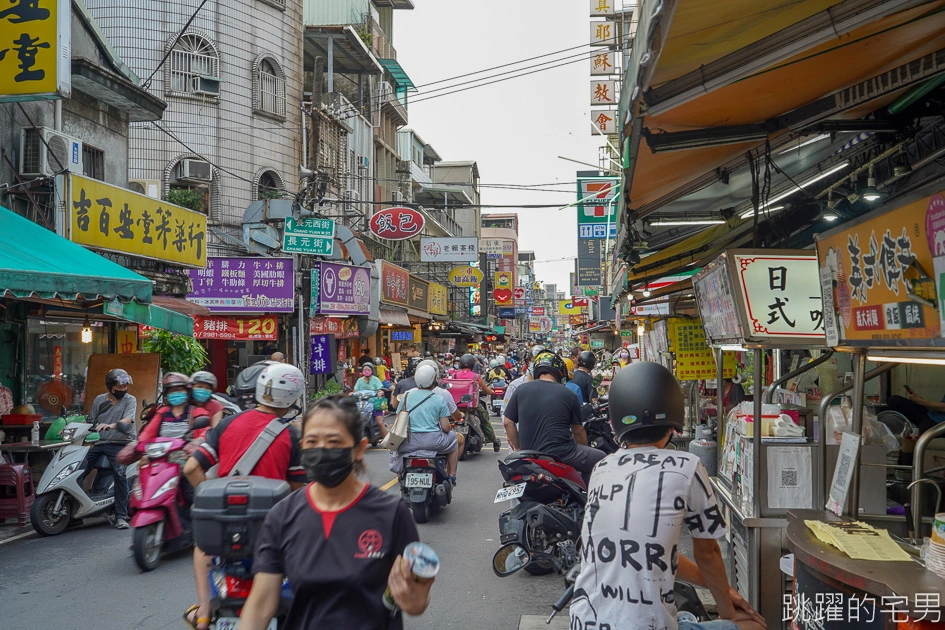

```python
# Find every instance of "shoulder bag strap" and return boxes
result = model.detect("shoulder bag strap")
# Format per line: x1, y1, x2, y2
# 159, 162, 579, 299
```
407, 390, 436, 413
229, 418, 289, 477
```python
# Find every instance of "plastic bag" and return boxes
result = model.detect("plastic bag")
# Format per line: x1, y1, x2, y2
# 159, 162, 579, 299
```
862, 415, 900, 452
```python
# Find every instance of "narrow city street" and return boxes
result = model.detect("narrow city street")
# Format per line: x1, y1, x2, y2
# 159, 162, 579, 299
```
0, 417, 567, 630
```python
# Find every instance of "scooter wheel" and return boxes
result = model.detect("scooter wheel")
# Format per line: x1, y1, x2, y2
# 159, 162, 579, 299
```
411, 501, 430, 524
524, 560, 554, 576
30, 493, 72, 536
132, 523, 162, 572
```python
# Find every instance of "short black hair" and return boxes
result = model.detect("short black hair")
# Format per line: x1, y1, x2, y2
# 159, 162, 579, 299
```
620, 425, 673, 446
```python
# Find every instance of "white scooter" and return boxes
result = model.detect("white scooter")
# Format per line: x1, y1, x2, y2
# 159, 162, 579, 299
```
30, 422, 117, 536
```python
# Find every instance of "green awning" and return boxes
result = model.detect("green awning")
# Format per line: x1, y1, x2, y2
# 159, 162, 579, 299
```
493, 326, 505, 335
378, 58, 417, 91
0, 206, 152, 303
105, 300, 194, 337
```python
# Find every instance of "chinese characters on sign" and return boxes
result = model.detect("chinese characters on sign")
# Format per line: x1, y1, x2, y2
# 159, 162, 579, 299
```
480, 238, 504, 256
447, 265, 482, 287
68, 174, 207, 267
369, 207, 424, 241
282, 216, 334, 256
428, 282, 448, 316
589, 21, 615, 46
187, 257, 294, 313
379, 260, 409, 306
0, 0, 69, 101
591, 110, 618, 135
408, 276, 429, 312
733, 254, 825, 339
668, 318, 736, 380
311, 262, 370, 316
194, 315, 278, 340
590, 80, 615, 106
589, 0, 614, 16
590, 51, 615, 76
420, 237, 478, 262
310, 316, 359, 339
309, 334, 332, 375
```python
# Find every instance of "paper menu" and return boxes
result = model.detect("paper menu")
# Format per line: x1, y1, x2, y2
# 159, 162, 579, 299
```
806, 520, 912, 561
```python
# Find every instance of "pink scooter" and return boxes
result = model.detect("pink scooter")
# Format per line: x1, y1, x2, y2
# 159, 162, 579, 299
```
130, 417, 208, 571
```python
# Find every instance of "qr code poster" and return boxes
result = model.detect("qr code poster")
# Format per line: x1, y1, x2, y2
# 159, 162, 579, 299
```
767, 447, 813, 509
827, 432, 861, 516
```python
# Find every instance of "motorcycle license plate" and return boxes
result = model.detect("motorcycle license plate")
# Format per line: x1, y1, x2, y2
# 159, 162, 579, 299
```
455, 425, 468, 435
494, 483, 527, 503
404, 472, 433, 488
217, 619, 276, 630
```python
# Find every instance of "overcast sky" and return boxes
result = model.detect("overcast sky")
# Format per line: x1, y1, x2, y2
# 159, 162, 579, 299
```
396, 0, 611, 291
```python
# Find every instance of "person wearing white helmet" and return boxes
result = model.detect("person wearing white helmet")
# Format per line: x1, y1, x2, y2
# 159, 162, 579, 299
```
183, 363, 307, 630
390, 362, 460, 484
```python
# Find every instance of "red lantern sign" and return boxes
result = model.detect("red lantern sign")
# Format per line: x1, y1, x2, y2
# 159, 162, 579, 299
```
369, 207, 425, 240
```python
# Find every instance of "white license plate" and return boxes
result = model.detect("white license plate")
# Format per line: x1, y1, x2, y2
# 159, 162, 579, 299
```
455, 425, 468, 435
494, 483, 527, 503
217, 619, 276, 630
404, 472, 433, 488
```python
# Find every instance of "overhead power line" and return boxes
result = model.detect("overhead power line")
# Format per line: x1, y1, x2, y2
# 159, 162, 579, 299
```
142, 0, 211, 88
415, 42, 590, 88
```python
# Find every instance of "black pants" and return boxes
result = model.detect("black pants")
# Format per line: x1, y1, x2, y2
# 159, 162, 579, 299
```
886, 395, 937, 433
80, 442, 129, 520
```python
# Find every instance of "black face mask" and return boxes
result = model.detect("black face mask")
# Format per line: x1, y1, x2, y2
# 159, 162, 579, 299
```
300, 447, 354, 488
112, 390, 127, 400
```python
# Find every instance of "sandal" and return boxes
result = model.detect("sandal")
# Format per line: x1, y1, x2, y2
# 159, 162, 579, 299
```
182, 605, 211, 630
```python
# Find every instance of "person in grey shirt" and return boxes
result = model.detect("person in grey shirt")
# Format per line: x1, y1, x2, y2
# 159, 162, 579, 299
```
80, 368, 137, 528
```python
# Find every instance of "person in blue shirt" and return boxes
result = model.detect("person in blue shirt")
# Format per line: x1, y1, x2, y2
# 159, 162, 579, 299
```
887, 386, 945, 433
353, 365, 387, 440
565, 379, 584, 405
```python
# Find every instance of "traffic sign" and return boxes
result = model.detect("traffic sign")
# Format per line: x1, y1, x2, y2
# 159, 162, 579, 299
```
283, 217, 335, 255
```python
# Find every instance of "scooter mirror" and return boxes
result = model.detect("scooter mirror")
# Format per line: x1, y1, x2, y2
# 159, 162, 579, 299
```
492, 543, 531, 577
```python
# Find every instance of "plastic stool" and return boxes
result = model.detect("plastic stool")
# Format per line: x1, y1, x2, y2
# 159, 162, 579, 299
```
0, 464, 35, 527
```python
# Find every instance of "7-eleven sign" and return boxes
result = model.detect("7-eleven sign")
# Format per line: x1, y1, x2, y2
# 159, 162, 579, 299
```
577, 177, 619, 224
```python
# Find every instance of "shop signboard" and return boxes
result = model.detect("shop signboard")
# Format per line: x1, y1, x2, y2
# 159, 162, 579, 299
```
494, 271, 513, 305
391, 330, 414, 341
815, 190, 944, 345
428, 282, 448, 316
420, 237, 478, 262
310, 262, 371, 316
188, 257, 294, 313
117, 330, 136, 354
408, 276, 429, 312
0, 0, 71, 102
630, 300, 670, 317
731, 253, 825, 340
577, 237, 602, 285
590, 51, 615, 75
693, 260, 742, 344
67, 173, 207, 267
513, 287, 526, 300
309, 334, 332, 374
529, 318, 541, 332
369, 207, 424, 240
570, 314, 587, 326
558, 300, 585, 315
379, 261, 409, 306
577, 176, 618, 240
494, 289, 513, 306
448, 265, 482, 287
498, 308, 516, 318
528, 306, 546, 315
310, 316, 359, 339
283, 217, 334, 256
194, 315, 278, 340
583, 285, 600, 297
668, 318, 735, 380
590, 80, 615, 106
481, 238, 504, 255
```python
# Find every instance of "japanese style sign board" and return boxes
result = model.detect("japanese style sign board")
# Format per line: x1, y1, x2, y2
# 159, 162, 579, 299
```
420, 237, 478, 262
815, 189, 944, 347
310, 262, 371, 316
577, 177, 619, 239
283, 217, 334, 256
369, 207, 424, 241
693, 249, 826, 347
379, 260, 409, 306
188, 257, 294, 313
67, 173, 207, 267
193, 315, 278, 340
0, 0, 71, 102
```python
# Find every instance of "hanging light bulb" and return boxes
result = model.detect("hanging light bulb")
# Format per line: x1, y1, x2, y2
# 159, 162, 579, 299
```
642, 282, 651, 298
81, 317, 93, 344
637, 323, 645, 336
861, 164, 881, 202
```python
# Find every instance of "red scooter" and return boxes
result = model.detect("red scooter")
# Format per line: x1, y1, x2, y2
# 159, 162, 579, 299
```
130, 417, 208, 571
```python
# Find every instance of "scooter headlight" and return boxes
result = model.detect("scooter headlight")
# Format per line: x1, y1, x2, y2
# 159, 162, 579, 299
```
145, 442, 172, 459
152, 476, 179, 499
48, 462, 80, 489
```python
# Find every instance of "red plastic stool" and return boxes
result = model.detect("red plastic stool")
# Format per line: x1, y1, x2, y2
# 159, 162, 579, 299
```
0, 464, 35, 527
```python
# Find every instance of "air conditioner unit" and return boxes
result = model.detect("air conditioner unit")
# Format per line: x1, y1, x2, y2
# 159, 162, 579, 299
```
180, 158, 212, 181
343, 189, 360, 213
379, 81, 393, 102
391, 190, 403, 202
19, 127, 83, 177
193, 76, 221, 96
128, 179, 162, 199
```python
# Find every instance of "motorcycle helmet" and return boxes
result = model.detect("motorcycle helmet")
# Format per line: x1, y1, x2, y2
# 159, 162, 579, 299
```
191, 370, 217, 390
162, 372, 191, 392
497, 354, 506, 365
415, 363, 438, 389
608, 362, 684, 444
577, 351, 597, 370
459, 353, 477, 370
531, 345, 546, 358
531, 354, 567, 383
374, 357, 384, 366
490, 359, 500, 368
255, 364, 305, 409
361, 364, 375, 376
106, 368, 133, 389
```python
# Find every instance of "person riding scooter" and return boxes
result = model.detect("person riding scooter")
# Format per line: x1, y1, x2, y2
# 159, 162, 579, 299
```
453, 354, 501, 452
190, 371, 224, 427
79, 368, 136, 529
352, 364, 389, 441
138, 373, 203, 442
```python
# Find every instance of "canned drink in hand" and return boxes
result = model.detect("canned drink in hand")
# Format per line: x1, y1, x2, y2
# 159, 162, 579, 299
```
383, 541, 440, 611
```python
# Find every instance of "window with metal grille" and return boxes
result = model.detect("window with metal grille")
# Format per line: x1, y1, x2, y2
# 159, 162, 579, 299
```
168, 34, 220, 96
257, 170, 284, 200
257, 59, 286, 117
82, 144, 104, 180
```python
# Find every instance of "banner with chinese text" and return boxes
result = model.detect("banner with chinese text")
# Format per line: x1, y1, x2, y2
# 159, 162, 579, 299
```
0, 0, 70, 101
668, 318, 736, 380
379, 260, 409, 306
428, 282, 448, 316
187, 257, 294, 313
310, 316, 359, 339
194, 315, 278, 340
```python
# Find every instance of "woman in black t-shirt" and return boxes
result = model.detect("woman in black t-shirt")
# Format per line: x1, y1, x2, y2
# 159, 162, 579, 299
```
239, 396, 434, 630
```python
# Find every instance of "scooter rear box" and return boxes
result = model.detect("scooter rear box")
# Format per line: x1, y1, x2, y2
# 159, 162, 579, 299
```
192, 476, 291, 557
446, 379, 479, 408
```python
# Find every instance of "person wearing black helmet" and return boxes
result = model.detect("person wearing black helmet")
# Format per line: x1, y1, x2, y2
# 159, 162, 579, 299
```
569, 362, 765, 630
571, 351, 598, 405
503, 352, 605, 480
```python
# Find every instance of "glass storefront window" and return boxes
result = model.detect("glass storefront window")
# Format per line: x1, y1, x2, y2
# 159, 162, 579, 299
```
26, 318, 109, 416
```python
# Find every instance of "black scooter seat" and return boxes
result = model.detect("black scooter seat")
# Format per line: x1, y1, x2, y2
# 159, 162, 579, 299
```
503, 450, 562, 464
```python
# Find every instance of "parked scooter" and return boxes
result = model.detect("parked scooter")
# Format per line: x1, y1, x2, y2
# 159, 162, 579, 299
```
352, 390, 384, 447
30, 421, 114, 536
129, 416, 209, 571
399, 454, 452, 524
582, 398, 618, 454
494, 451, 586, 576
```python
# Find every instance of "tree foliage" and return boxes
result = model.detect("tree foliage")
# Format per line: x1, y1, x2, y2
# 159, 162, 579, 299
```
141, 329, 209, 375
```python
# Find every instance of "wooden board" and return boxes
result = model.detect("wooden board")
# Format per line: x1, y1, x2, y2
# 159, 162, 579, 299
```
85, 353, 161, 431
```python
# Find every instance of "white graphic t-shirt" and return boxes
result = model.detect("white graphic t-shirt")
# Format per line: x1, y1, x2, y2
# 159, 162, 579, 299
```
569, 446, 727, 630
